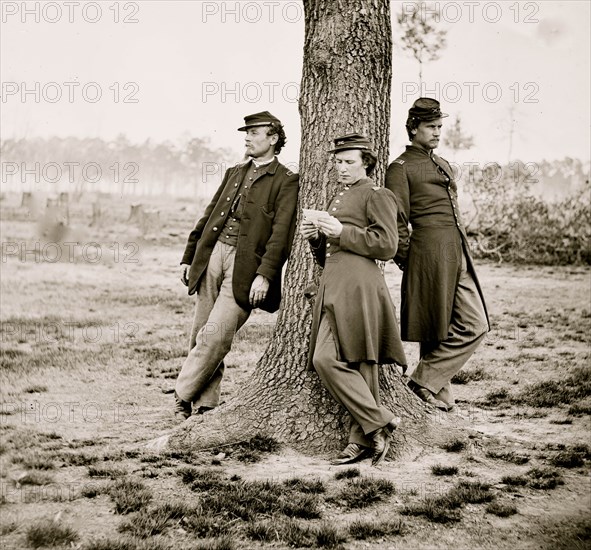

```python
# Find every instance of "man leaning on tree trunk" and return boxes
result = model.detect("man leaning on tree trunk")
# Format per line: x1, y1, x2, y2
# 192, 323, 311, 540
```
386, 98, 490, 412
173, 111, 299, 421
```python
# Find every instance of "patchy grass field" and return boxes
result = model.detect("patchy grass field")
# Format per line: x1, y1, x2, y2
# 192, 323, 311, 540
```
1, 192, 590, 550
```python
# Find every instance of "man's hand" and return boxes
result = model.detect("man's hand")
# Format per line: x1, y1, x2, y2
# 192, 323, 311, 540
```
180, 263, 190, 286
300, 219, 319, 240
249, 274, 270, 308
317, 216, 343, 238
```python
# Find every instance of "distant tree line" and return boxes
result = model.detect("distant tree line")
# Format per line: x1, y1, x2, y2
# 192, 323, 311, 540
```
2, 135, 588, 265
0, 135, 237, 197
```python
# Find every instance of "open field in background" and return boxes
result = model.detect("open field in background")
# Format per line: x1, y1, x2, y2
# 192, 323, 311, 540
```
0, 191, 590, 550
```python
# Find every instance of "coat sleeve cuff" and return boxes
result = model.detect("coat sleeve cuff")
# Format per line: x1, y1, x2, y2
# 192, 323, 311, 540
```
256, 265, 275, 281
181, 254, 193, 265
338, 226, 351, 248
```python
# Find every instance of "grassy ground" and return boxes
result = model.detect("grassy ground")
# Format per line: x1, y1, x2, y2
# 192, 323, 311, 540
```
1, 192, 590, 550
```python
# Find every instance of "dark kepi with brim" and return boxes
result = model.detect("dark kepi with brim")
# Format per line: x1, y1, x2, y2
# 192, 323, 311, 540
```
328, 133, 375, 154
407, 97, 449, 122
238, 110, 282, 131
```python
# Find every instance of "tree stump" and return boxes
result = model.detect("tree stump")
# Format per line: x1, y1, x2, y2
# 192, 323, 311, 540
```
21, 192, 40, 218
128, 203, 145, 225
89, 202, 103, 228
58, 192, 70, 225
21, 192, 34, 208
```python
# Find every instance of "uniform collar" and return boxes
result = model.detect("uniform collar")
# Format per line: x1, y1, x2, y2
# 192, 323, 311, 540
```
252, 156, 275, 168
406, 145, 448, 167
250, 156, 279, 175
344, 176, 373, 189
406, 144, 434, 158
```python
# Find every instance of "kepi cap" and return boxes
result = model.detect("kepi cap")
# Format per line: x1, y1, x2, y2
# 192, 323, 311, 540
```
328, 133, 375, 153
407, 98, 448, 122
238, 111, 282, 131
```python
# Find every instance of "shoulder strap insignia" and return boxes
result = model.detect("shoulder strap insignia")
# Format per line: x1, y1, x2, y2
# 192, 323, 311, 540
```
372, 186, 381, 191
394, 159, 405, 165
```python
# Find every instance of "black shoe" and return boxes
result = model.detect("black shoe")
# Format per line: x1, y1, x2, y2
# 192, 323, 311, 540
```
370, 417, 400, 466
370, 429, 392, 467
385, 417, 402, 433
408, 381, 451, 411
330, 443, 372, 465
173, 391, 191, 420
433, 386, 455, 411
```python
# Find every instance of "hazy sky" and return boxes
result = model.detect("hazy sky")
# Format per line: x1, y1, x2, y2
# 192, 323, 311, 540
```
2, 0, 590, 167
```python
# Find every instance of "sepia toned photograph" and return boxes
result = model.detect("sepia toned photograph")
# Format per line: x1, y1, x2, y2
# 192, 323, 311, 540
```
1, 1, 589, 549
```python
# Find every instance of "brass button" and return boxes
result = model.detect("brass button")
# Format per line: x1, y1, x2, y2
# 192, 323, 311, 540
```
326, 252, 331, 257
335, 200, 340, 204
213, 227, 218, 231
332, 207, 337, 212
221, 212, 225, 216
226, 197, 231, 201
326, 243, 331, 248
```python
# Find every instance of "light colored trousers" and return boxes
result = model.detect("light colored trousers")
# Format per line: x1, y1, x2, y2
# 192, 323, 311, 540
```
410, 252, 488, 404
313, 314, 394, 448
175, 241, 250, 407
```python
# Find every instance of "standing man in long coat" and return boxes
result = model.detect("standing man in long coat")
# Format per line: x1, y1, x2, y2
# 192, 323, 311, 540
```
302, 134, 407, 466
174, 111, 299, 420
385, 98, 489, 411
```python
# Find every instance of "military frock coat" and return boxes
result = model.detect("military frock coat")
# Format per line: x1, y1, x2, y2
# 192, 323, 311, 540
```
385, 145, 489, 342
307, 178, 407, 369
181, 158, 299, 313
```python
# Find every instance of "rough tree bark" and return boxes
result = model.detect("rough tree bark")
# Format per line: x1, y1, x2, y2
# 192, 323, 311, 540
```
162, 0, 456, 458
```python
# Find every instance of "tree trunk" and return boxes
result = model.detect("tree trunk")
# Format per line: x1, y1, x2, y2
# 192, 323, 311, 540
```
419, 60, 423, 89
163, 0, 451, 459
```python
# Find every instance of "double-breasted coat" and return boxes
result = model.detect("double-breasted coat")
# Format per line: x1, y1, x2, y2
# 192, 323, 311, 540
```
182, 158, 299, 313
307, 178, 407, 369
385, 145, 489, 342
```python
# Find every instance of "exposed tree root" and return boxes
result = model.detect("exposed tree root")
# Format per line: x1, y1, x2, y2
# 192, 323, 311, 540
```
148, 361, 469, 462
